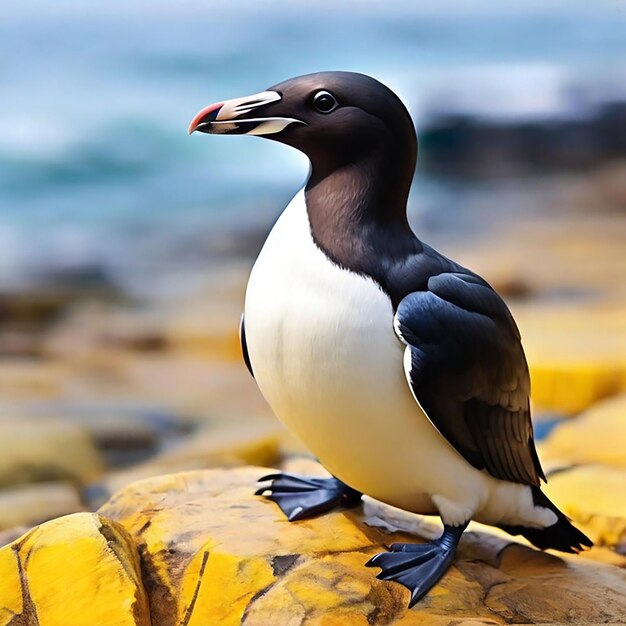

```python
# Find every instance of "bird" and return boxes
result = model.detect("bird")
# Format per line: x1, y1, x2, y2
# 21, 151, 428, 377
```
188, 71, 592, 607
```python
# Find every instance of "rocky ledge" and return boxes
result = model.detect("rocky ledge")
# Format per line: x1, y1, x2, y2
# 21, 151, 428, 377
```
1, 466, 626, 626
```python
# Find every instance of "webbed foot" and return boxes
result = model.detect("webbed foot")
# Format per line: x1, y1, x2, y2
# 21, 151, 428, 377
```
256, 473, 362, 521
365, 522, 467, 607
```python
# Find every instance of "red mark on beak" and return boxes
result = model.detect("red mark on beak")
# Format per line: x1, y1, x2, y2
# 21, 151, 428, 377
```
188, 102, 224, 134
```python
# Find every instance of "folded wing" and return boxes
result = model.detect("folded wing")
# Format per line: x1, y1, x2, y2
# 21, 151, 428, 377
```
394, 272, 545, 486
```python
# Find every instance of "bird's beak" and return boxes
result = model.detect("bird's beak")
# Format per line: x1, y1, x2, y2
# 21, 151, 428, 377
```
188, 90, 305, 136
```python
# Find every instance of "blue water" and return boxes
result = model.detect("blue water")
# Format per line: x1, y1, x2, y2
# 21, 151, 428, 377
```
2, 0, 626, 293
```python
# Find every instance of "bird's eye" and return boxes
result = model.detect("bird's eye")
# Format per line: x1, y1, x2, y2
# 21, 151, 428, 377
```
312, 91, 338, 114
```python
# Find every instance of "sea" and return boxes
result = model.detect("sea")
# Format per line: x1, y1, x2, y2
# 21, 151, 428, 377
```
2, 0, 626, 297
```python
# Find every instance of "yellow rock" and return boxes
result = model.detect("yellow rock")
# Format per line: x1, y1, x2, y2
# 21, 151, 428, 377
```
150, 421, 282, 468
5, 467, 626, 624
512, 303, 626, 415
543, 464, 626, 549
0, 417, 103, 489
0, 512, 150, 626
540, 393, 626, 466
100, 468, 385, 626
98, 467, 626, 625
578, 545, 626, 568
162, 266, 248, 361
530, 361, 625, 416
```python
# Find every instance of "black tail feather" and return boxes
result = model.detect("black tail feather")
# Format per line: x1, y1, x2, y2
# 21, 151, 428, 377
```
499, 487, 593, 553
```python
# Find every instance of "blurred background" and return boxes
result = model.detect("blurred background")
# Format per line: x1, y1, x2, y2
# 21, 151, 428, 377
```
1, 0, 625, 543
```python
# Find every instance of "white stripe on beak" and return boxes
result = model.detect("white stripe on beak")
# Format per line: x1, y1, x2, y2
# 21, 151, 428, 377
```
214, 91, 282, 121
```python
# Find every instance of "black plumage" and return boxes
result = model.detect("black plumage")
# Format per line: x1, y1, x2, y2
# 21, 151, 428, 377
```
395, 271, 545, 486
239, 315, 254, 378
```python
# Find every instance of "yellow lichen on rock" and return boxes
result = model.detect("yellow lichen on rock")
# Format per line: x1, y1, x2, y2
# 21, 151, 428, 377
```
0, 546, 23, 624
0, 512, 150, 626
178, 550, 274, 626
99, 467, 626, 625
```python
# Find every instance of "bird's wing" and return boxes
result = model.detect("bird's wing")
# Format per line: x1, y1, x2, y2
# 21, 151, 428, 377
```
239, 314, 254, 378
394, 272, 545, 486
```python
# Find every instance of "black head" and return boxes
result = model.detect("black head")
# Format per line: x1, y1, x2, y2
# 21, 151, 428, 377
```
189, 71, 417, 186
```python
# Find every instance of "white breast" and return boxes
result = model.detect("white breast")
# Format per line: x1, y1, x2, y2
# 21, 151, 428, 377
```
243, 189, 557, 530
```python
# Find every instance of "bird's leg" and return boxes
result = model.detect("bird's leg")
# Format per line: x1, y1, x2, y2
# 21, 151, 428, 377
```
255, 472, 362, 521
365, 521, 468, 608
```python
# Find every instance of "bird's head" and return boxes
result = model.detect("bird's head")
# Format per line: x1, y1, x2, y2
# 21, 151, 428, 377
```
189, 71, 417, 181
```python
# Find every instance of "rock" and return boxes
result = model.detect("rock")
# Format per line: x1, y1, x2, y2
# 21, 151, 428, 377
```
0, 328, 44, 358
0, 400, 186, 466
59, 349, 272, 426
150, 421, 282, 469
543, 465, 626, 550
530, 361, 625, 417
44, 303, 167, 359
539, 393, 626, 467
593, 159, 626, 212
2, 467, 626, 624
0, 288, 80, 327
163, 302, 242, 360
420, 102, 626, 176
91, 467, 626, 625
78, 414, 159, 453
96, 309, 168, 352
0, 526, 30, 549
160, 264, 249, 359
0, 417, 103, 489
476, 543, 626, 623
88, 422, 282, 506
578, 545, 626, 568
0, 512, 150, 626
0, 361, 69, 401
0, 482, 83, 531
513, 303, 626, 415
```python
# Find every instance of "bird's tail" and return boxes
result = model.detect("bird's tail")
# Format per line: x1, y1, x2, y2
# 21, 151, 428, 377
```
499, 486, 593, 553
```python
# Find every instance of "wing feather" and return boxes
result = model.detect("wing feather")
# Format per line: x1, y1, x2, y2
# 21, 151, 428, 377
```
395, 272, 545, 486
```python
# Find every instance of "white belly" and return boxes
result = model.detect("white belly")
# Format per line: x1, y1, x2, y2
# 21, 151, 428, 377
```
244, 190, 556, 529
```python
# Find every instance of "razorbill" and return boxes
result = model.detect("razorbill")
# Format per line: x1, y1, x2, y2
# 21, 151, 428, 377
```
189, 71, 592, 607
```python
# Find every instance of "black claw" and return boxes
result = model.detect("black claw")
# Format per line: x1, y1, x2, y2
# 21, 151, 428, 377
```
366, 522, 468, 608
255, 473, 362, 521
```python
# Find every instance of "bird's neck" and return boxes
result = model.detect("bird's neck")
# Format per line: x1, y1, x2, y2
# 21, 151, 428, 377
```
304, 149, 420, 272
306, 147, 413, 224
